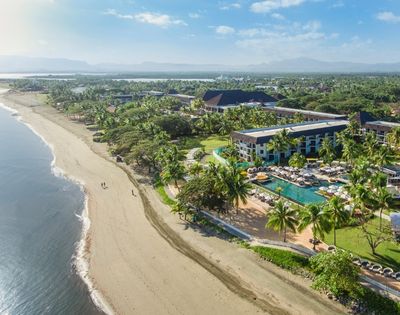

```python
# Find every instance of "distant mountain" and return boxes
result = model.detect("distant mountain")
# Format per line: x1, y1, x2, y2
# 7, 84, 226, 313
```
0, 56, 94, 73
1, 55, 400, 73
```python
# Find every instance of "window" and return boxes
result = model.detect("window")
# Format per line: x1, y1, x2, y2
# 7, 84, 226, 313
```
260, 150, 264, 154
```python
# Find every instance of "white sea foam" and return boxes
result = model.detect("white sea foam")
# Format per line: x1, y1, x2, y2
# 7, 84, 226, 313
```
0, 101, 114, 315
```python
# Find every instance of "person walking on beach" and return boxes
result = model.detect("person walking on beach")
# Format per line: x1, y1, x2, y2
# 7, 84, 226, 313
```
131, 189, 136, 196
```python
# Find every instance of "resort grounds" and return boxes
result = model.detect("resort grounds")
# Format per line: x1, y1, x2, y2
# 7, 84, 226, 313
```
0, 90, 347, 315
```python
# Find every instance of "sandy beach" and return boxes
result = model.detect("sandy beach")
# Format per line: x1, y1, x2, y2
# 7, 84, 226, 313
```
0, 91, 346, 315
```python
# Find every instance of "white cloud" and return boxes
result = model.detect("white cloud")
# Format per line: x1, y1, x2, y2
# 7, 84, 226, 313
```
215, 25, 235, 35
376, 11, 400, 24
302, 20, 321, 32
271, 13, 285, 20
104, 9, 186, 27
250, 0, 305, 13
220, 3, 242, 10
189, 13, 201, 19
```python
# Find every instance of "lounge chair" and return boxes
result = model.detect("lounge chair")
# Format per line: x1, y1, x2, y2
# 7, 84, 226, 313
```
360, 261, 370, 269
383, 268, 393, 277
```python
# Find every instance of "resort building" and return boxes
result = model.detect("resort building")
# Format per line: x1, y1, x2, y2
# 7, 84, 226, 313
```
167, 93, 195, 105
382, 165, 400, 187
262, 106, 347, 121
203, 89, 278, 112
364, 121, 400, 144
231, 120, 348, 162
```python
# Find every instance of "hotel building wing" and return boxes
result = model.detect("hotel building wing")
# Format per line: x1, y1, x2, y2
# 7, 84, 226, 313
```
231, 120, 349, 162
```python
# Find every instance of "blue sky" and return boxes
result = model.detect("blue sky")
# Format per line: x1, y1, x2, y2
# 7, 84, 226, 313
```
1, 0, 400, 64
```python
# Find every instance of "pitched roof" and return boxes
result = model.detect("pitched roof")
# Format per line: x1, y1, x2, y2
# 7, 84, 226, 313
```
203, 89, 277, 106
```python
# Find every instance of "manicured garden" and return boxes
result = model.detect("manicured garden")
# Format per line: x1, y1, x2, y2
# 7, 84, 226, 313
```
179, 135, 229, 155
325, 217, 400, 270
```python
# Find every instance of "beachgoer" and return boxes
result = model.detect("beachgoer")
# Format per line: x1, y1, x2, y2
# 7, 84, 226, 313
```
131, 189, 135, 196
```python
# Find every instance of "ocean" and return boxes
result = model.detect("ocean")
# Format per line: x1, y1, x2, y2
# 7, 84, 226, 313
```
0, 106, 101, 314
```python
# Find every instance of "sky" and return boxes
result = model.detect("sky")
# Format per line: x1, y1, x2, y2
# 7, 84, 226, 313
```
1, 0, 400, 65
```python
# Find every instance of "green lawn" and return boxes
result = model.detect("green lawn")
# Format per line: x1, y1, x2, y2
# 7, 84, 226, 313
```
325, 217, 400, 270
179, 135, 229, 154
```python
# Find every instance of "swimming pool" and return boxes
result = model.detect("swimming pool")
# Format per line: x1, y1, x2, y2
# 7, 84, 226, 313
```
260, 176, 339, 205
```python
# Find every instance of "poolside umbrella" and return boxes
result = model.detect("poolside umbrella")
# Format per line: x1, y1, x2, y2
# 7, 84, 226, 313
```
334, 192, 341, 196
327, 189, 334, 194
319, 187, 328, 191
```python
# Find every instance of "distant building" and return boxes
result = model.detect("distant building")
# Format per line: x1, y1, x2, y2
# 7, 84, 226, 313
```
231, 120, 348, 162
382, 165, 400, 187
138, 91, 165, 97
355, 111, 400, 144
167, 93, 195, 105
364, 121, 400, 144
203, 89, 278, 112
263, 106, 347, 122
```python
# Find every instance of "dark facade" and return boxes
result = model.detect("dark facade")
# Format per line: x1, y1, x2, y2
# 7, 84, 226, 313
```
203, 89, 278, 112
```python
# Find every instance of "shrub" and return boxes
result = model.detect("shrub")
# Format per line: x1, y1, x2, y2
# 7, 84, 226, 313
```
355, 287, 400, 315
251, 246, 310, 272
310, 250, 360, 297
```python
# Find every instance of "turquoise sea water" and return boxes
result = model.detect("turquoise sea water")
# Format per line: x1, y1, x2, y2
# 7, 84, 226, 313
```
0, 107, 101, 314
261, 176, 336, 205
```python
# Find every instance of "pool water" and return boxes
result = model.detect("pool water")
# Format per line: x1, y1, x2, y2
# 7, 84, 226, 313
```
261, 176, 338, 205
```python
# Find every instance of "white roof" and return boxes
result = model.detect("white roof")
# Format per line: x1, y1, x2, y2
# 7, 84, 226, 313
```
270, 106, 346, 118
241, 120, 348, 138
367, 121, 400, 128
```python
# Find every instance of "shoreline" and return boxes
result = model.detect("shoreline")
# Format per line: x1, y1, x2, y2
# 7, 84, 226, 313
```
0, 91, 347, 315
0, 100, 113, 315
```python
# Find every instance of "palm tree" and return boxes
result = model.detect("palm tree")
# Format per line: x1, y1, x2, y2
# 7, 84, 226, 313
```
386, 126, 400, 149
161, 161, 186, 189
319, 136, 335, 165
325, 196, 349, 246
266, 200, 298, 242
373, 146, 396, 167
363, 132, 380, 158
188, 162, 203, 177
221, 164, 252, 213
374, 187, 392, 231
288, 152, 307, 168
298, 203, 332, 250
267, 129, 298, 165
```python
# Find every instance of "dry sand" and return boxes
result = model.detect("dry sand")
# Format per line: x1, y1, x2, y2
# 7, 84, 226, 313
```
0, 91, 346, 315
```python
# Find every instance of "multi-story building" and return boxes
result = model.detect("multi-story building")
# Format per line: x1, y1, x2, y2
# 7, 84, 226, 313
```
231, 120, 348, 162
203, 89, 278, 112
364, 121, 400, 144
262, 106, 347, 121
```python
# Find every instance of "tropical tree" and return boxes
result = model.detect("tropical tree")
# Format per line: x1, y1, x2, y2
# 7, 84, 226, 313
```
288, 152, 307, 168
267, 129, 299, 165
319, 137, 335, 165
372, 145, 396, 167
161, 161, 186, 189
266, 200, 298, 242
188, 162, 203, 177
298, 203, 332, 250
220, 163, 252, 213
373, 187, 392, 231
325, 196, 350, 246
310, 250, 360, 297
363, 132, 380, 158
386, 126, 400, 150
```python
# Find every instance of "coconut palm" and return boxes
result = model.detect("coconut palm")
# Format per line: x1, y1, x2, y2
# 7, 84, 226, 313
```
325, 196, 350, 246
363, 132, 380, 158
373, 146, 396, 167
288, 152, 307, 168
387, 126, 400, 149
266, 200, 298, 242
374, 187, 392, 231
220, 164, 252, 213
298, 204, 332, 250
319, 136, 335, 165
